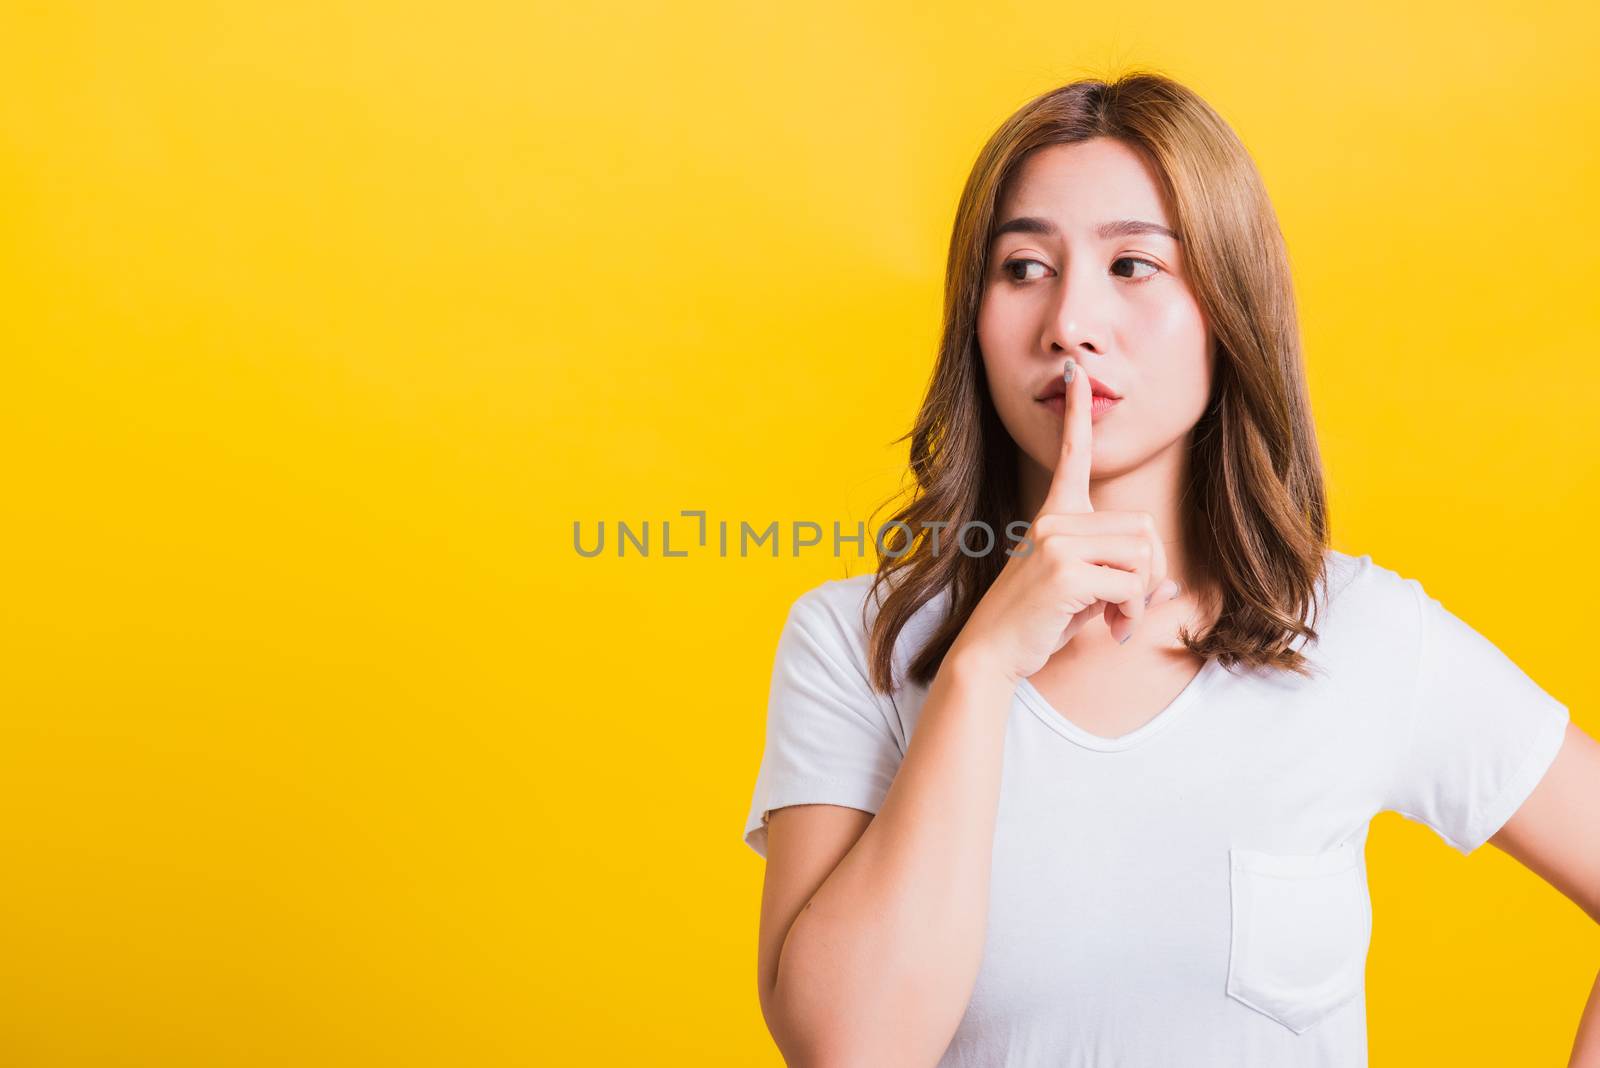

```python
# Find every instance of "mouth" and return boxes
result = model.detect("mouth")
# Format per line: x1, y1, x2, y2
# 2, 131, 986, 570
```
1035, 372, 1122, 402
1035, 370, 1123, 419
1038, 393, 1121, 419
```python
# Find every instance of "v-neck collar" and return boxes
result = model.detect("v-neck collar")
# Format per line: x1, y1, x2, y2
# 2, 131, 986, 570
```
1015, 656, 1227, 753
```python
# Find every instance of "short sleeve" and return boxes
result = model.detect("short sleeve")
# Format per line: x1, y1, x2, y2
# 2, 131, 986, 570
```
742, 582, 907, 860
1384, 578, 1571, 856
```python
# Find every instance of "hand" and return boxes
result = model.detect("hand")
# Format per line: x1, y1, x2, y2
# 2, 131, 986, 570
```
948, 356, 1182, 685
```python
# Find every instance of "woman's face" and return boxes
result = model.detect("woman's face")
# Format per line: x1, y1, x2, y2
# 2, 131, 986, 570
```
978, 137, 1214, 498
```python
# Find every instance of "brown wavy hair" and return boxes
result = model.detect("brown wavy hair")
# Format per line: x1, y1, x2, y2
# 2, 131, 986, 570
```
863, 70, 1331, 694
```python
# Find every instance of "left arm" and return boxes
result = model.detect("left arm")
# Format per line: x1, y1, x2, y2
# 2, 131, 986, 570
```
1486, 721, 1600, 1067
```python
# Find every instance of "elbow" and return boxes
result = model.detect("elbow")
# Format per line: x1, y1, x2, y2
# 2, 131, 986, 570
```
760, 977, 870, 1068
763, 920, 960, 1066
763, 978, 938, 1068
761, 977, 830, 1067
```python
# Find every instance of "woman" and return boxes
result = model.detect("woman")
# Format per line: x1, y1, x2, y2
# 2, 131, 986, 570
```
743, 72, 1600, 1066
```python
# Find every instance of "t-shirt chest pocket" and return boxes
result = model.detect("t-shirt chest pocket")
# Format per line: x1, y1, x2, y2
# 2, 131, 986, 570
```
1226, 838, 1373, 1034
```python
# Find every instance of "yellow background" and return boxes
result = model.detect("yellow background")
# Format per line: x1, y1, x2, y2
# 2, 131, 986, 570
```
3, 2, 1597, 1064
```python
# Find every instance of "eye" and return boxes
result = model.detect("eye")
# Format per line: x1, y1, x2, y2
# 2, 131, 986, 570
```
999, 255, 1162, 285
1111, 256, 1160, 282
1000, 257, 1048, 283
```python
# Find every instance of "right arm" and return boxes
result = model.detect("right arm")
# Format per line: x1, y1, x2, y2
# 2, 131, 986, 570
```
761, 650, 1019, 1067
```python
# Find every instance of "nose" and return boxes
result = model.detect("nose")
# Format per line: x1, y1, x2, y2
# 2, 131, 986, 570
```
1042, 263, 1110, 358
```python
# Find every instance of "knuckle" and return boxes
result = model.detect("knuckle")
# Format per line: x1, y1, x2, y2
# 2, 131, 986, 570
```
1046, 551, 1076, 585
1035, 533, 1065, 563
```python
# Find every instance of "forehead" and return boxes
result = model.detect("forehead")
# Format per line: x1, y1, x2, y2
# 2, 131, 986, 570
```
996, 139, 1173, 231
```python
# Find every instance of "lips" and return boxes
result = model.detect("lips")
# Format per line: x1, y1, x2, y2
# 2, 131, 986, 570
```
1035, 371, 1123, 401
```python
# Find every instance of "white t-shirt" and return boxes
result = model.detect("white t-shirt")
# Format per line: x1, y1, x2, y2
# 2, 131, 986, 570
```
742, 548, 1570, 1067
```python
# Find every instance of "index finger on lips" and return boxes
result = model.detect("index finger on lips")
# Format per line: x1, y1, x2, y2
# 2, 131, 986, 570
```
1037, 356, 1093, 517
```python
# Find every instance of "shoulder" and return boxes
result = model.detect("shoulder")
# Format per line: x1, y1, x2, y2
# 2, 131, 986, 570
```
1290, 548, 1425, 671
781, 572, 951, 692
783, 573, 878, 649
1315, 547, 1422, 625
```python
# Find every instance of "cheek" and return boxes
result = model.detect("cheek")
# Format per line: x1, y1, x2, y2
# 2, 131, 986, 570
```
977, 291, 1010, 355
1138, 290, 1206, 345
977, 296, 1030, 394
1135, 295, 1209, 375
1124, 294, 1211, 418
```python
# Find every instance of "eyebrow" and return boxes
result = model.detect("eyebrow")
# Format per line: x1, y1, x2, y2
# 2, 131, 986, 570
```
991, 216, 1180, 243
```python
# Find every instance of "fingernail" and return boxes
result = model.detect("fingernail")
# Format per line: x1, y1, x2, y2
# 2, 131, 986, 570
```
1063, 358, 1076, 384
